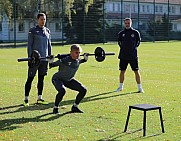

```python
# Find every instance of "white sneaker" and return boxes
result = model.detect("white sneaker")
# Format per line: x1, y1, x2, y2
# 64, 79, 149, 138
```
138, 89, 144, 93
116, 87, 123, 92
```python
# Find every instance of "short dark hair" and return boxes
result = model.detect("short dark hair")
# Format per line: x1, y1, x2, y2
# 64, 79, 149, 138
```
124, 18, 132, 22
71, 44, 82, 52
37, 13, 46, 19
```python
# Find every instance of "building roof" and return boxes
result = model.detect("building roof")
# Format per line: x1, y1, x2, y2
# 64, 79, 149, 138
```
141, 0, 181, 4
111, 0, 181, 5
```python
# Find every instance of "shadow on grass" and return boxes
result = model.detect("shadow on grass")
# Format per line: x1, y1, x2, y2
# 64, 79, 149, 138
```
0, 90, 140, 131
84, 91, 139, 102
97, 129, 142, 141
0, 104, 23, 110
0, 90, 139, 115
128, 133, 163, 141
0, 111, 73, 131
98, 129, 163, 141
0, 103, 55, 115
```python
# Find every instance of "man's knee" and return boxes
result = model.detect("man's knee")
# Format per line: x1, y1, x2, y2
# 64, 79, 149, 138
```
134, 70, 140, 74
26, 77, 34, 84
121, 70, 126, 73
58, 88, 66, 96
80, 86, 87, 95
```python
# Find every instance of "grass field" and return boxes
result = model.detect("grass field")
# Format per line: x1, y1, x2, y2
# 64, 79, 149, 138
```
0, 41, 180, 141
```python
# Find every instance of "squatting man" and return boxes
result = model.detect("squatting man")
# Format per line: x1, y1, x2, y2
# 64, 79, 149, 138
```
48, 44, 89, 114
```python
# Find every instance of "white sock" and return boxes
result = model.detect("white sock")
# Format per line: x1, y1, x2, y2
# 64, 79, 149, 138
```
38, 95, 42, 100
119, 83, 124, 89
54, 106, 58, 108
137, 84, 142, 90
25, 96, 29, 101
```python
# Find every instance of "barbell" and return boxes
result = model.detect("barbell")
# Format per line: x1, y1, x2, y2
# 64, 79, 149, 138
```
17, 47, 115, 67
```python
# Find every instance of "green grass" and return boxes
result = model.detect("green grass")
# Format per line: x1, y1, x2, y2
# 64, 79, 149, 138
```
0, 41, 181, 141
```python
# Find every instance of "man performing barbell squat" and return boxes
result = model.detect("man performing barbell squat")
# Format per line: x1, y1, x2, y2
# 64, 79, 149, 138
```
49, 44, 88, 114
17, 44, 115, 110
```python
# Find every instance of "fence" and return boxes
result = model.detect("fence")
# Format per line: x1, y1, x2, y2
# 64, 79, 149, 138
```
0, 0, 181, 47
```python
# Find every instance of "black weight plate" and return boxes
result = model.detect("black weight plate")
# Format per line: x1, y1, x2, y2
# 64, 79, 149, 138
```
94, 47, 105, 62
30, 50, 41, 67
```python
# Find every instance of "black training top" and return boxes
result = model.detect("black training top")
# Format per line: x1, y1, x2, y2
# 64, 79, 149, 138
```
118, 27, 141, 60
28, 25, 52, 60
51, 56, 87, 81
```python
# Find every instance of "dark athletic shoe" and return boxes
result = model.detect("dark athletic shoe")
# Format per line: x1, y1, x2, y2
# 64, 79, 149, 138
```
23, 100, 29, 107
53, 108, 60, 114
71, 105, 84, 113
36, 99, 48, 105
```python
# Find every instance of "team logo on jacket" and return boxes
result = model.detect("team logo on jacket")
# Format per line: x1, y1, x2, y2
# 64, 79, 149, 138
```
68, 62, 72, 65
122, 34, 125, 37
131, 34, 135, 37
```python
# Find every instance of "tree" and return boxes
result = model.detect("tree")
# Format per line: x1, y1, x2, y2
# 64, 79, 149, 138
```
147, 13, 172, 41
161, 13, 172, 38
84, 0, 104, 43
105, 24, 121, 41
0, 0, 13, 20
65, 0, 104, 44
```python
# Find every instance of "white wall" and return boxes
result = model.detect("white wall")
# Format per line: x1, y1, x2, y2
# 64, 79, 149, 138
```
1, 14, 9, 41
105, 1, 181, 16
1, 18, 62, 41
172, 21, 181, 31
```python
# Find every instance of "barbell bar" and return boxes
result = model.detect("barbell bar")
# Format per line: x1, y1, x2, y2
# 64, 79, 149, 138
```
17, 47, 115, 67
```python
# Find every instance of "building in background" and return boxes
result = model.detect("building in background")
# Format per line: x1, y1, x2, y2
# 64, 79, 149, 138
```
0, 0, 181, 42
105, 0, 181, 28
171, 19, 181, 31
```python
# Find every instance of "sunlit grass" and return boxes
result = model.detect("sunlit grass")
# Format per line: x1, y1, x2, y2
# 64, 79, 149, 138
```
0, 41, 180, 140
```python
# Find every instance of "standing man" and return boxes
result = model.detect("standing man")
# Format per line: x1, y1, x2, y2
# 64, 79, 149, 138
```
23, 13, 52, 106
49, 44, 88, 114
116, 18, 144, 93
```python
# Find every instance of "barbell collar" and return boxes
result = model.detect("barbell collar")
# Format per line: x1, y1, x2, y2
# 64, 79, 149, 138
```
104, 53, 115, 55
17, 57, 32, 62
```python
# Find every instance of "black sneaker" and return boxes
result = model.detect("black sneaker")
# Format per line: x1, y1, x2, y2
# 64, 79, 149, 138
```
23, 100, 29, 107
36, 99, 48, 105
71, 105, 84, 113
53, 108, 60, 114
